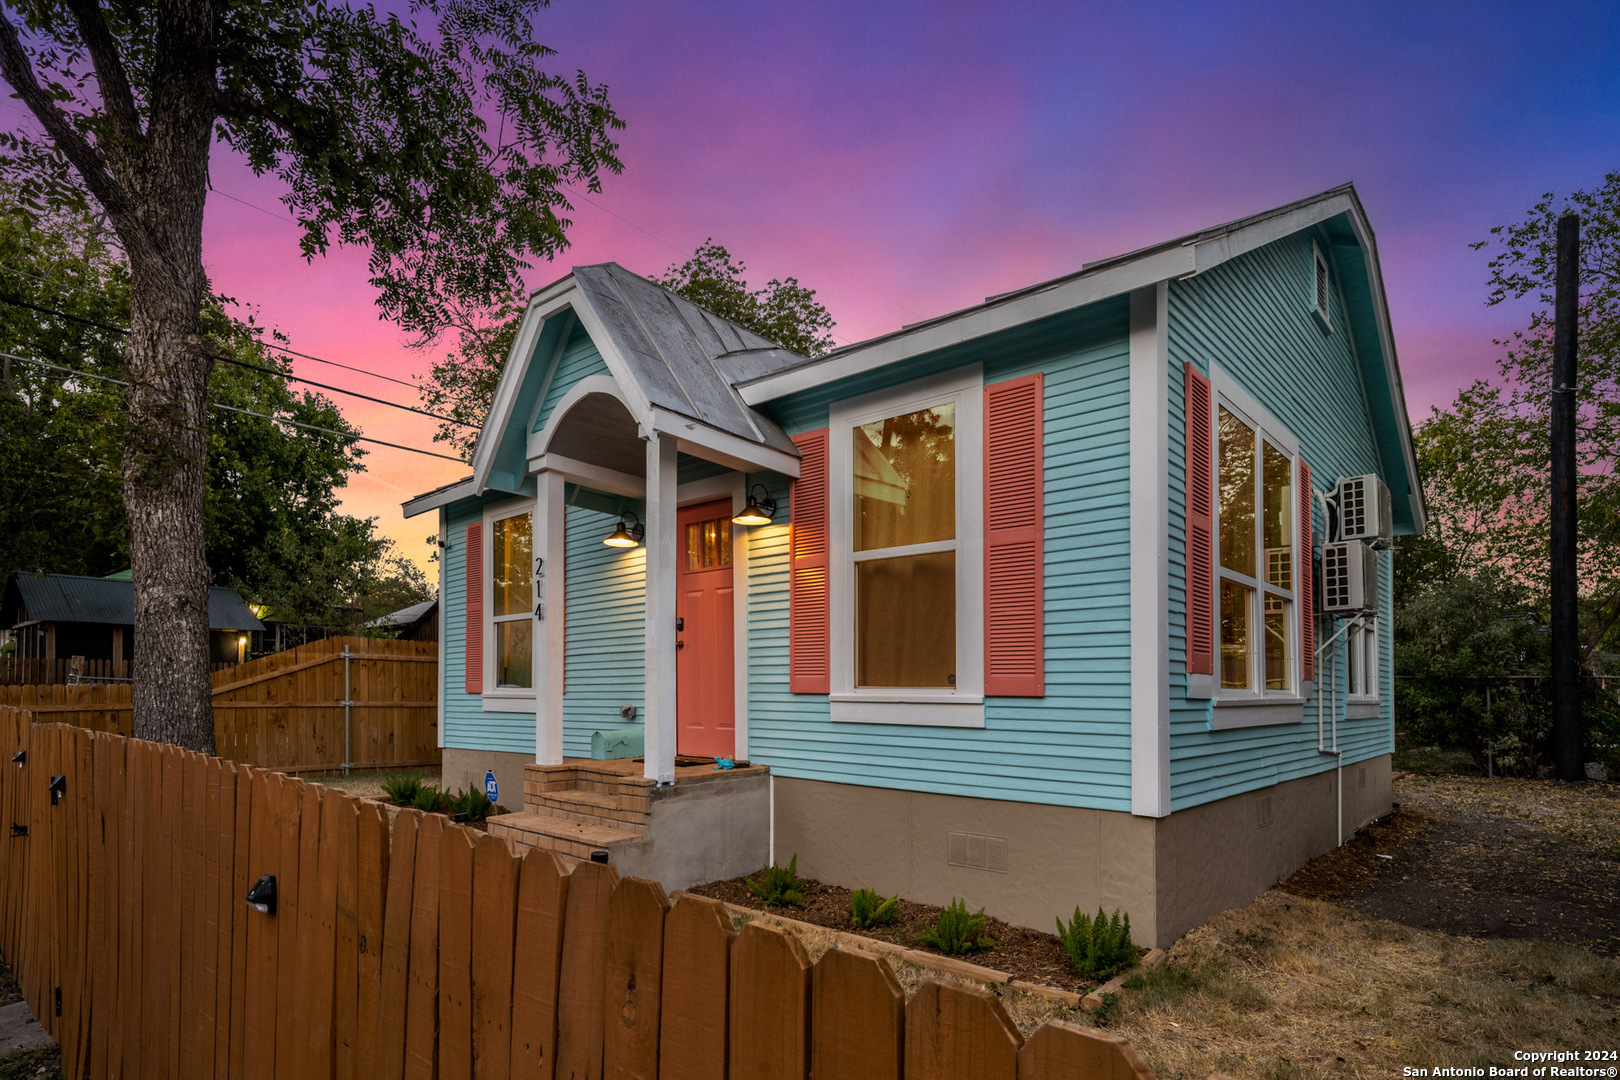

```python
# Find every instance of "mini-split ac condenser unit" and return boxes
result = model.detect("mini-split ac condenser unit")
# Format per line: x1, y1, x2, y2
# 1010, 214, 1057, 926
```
1335, 474, 1393, 543
1321, 540, 1379, 613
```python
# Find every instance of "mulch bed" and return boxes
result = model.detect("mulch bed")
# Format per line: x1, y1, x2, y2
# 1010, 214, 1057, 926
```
687, 875, 1098, 992
1283, 774, 1620, 955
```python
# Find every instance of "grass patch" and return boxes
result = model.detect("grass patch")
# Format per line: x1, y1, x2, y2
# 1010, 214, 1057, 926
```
1098, 891, 1620, 1080
0, 1046, 60, 1080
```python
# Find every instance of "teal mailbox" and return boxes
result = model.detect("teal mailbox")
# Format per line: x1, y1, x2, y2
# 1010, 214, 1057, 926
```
591, 727, 644, 760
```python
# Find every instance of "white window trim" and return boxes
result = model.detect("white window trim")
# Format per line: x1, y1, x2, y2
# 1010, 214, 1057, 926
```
1208, 366, 1302, 715
827, 364, 985, 728
482, 495, 537, 712
1311, 241, 1333, 332
1346, 622, 1379, 704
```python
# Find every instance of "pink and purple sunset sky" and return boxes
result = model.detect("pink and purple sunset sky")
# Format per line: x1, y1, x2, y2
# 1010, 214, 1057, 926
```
189, 0, 1620, 572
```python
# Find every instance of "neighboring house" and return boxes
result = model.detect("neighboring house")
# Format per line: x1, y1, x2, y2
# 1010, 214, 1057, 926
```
2, 572, 266, 666
366, 599, 440, 642
403, 184, 1423, 947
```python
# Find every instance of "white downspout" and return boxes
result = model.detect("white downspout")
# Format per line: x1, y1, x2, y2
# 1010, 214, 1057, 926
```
1316, 615, 1361, 845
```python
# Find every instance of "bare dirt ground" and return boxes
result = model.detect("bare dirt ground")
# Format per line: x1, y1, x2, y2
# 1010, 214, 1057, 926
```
1285, 774, 1620, 954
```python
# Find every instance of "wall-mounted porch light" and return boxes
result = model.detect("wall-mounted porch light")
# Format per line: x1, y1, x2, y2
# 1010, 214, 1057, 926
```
246, 874, 277, 915
731, 484, 777, 526
603, 510, 645, 549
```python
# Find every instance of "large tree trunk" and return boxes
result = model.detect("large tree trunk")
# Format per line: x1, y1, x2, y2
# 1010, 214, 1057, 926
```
124, 266, 215, 752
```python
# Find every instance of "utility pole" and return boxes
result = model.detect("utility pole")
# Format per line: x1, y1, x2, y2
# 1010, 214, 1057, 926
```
1550, 212, 1582, 782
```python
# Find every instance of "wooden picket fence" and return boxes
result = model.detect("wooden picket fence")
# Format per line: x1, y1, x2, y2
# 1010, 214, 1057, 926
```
0, 637, 438, 772
0, 709, 1158, 1080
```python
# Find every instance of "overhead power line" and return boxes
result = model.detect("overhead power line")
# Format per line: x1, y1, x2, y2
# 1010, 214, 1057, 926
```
0, 261, 424, 391
1, 350, 468, 463
0, 291, 475, 427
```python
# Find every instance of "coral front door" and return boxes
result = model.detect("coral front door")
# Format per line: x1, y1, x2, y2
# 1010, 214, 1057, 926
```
676, 499, 736, 758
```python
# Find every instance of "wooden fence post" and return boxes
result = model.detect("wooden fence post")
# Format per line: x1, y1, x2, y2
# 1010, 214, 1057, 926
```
509, 848, 570, 1080
554, 859, 619, 1080
602, 877, 670, 1080
727, 922, 811, 1080
905, 980, 1022, 1080
470, 834, 517, 1080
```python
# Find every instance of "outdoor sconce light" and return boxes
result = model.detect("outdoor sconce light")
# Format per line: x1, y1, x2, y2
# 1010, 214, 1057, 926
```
731, 485, 777, 526
603, 510, 645, 549
47, 775, 65, 806
246, 874, 277, 915
11, 749, 23, 768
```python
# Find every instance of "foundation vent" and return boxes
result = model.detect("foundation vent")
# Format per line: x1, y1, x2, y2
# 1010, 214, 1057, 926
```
1256, 794, 1273, 829
948, 831, 1008, 873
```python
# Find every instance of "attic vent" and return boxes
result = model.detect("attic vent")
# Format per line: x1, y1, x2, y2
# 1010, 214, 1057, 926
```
1312, 247, 1332, 329
948, 831, 1009, 873
1256, 794, 1273, 829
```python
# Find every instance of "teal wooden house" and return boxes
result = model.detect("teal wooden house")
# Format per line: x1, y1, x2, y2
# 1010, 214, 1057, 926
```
405, 184, 1423, 947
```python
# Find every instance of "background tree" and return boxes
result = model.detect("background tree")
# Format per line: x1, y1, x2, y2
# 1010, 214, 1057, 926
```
0, 193, 428, 636
420, 238, 838, 459
0, 0, 622, 750
1394, 172, 1620, 775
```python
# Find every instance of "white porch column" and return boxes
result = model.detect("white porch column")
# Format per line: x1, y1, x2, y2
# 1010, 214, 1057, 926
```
534, 469, 567, 766
643, 435, 679, 784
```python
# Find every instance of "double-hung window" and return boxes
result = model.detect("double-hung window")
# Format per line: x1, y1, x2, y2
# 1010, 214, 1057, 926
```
828, 367, 984, 727
489, 505, 534, 692
1214, 392, 1299, 699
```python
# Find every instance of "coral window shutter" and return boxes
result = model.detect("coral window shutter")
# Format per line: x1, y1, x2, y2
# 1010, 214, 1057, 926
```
1299, 459, 1315, 684
464, 521, 484, 694
789, 429, 831, 693
984, 373, 1045, 696
1183, 364, 1215, 676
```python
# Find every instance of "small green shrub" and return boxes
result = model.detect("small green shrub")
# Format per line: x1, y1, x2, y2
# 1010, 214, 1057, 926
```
746, 855, 806, 907
916, 898, 995, 955
1056, 906, 1137, 981
850, 887, 899, 929
448, 788, 494, 822
379, 774, 424, 806
411, 784, 454, 814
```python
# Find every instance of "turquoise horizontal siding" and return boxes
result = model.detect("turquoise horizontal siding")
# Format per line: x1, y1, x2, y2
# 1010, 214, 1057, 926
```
561, 501, 646, 756
533, 320, 609, 435
442, 499, 538, 755
1166, 229, 1394, 812
746, 301, 1136, 812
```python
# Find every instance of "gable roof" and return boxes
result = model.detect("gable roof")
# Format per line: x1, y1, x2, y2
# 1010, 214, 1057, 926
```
470, 265, 806, 496
731, 183, 1425, 534
2, 573, 265, 631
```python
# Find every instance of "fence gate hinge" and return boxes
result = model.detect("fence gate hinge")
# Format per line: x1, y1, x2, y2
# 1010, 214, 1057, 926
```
54, 987, 60, 1017
48, 775, 65, 806
9, 823, 25, 838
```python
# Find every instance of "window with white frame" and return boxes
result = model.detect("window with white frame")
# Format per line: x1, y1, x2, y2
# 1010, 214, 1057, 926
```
829, 368, 984, 725
1346, 622, 1377, 700
1215, 401, 1298, 696
490, 508, 534, 689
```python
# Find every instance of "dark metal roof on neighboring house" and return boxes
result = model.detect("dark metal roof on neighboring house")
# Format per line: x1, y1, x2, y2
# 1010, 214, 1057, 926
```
1, 573, 266, 631
366, 599, 437, 630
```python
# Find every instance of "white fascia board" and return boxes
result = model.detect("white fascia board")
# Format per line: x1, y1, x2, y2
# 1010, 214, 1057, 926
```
738, 191, 1362, 411
472, 288, 579, 494
402, 478, 476, 519
649, 407, 802, 478
738, 245, 1196, 406
562, 287, 659, 435
528, 453, 645, 499
1340, 205, 1427, 535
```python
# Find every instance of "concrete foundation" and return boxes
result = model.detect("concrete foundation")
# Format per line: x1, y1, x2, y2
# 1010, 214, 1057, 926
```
442, 747, 533, 813
772, 754, 1393, 948
604, 771, 771, 893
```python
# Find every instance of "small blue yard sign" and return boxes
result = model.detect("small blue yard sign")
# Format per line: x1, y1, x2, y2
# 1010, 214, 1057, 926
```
484, 770, 499, 805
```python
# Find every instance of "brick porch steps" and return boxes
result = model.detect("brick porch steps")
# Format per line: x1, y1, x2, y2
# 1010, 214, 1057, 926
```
487, 810, 644, 862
